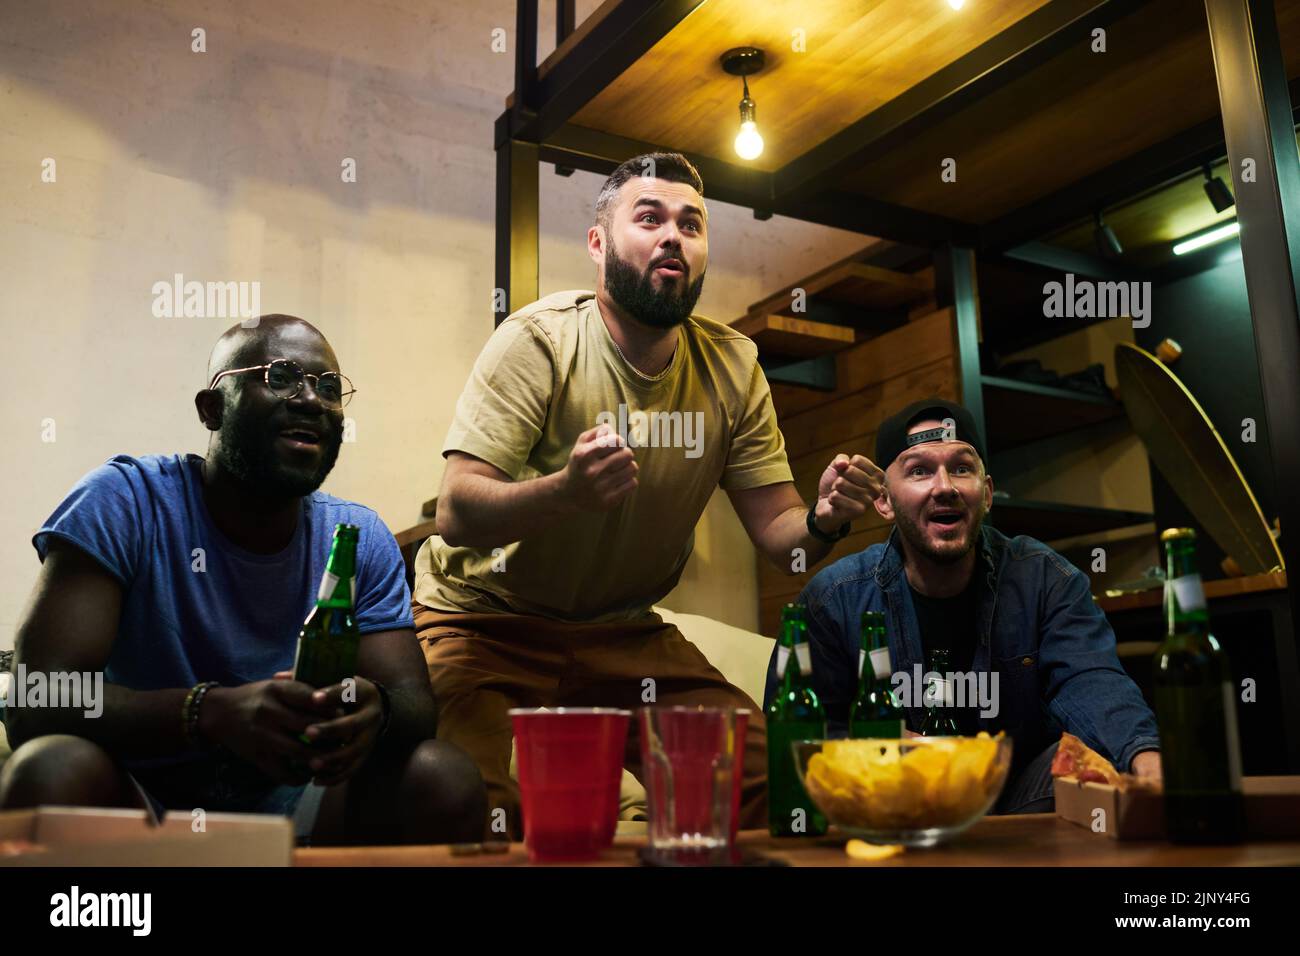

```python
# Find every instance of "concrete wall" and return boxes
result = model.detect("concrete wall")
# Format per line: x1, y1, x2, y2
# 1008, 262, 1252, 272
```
0, 0, 871, 647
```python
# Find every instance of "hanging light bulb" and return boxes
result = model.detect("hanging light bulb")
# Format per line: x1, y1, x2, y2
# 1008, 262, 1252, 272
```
948, 0, 967, 10
721, 47, 766, 161
734, 78, 764, 160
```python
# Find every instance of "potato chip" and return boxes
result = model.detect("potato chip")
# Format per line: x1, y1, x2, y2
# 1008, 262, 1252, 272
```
845, 839, 903, 861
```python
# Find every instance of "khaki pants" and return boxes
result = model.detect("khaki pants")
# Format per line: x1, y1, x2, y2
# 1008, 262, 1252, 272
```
414, 604, 769, 839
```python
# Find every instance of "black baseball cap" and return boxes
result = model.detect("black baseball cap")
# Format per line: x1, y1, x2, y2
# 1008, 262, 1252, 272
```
875, 397, 986, 470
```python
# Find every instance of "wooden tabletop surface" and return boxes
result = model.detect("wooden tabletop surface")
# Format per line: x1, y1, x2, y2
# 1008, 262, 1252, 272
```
295, 814, 1300, 867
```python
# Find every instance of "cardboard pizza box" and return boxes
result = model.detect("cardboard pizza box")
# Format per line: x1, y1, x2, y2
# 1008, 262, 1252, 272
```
0, 805, 293, 866
1054, 776, 1300, 840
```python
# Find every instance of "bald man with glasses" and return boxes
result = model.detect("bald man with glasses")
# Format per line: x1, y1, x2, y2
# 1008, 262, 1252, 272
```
0, 315, 487, 845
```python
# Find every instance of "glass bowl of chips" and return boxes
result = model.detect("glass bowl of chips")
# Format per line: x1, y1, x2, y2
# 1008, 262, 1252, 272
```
792, 733, 1013, 847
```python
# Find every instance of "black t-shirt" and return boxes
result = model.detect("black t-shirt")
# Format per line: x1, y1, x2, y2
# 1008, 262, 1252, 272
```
909, 577, 982, 734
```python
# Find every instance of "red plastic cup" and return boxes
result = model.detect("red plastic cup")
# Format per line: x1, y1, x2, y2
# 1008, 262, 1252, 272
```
509, 708, 630, 862
731, 709, 750, 843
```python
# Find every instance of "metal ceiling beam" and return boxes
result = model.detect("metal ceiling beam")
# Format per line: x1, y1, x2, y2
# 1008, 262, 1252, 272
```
540, 123, 772, 209
771, 189, 980, 245
773, 0, 1149, 205
541, 125, 968, 244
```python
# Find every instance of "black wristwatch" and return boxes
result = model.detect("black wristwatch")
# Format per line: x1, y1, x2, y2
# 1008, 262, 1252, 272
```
806, 506, 850, 544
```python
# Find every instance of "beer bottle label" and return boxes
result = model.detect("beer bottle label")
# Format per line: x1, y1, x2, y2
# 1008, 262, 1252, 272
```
316, 571, 356, 604
927, 677, 954, 707
776, 645, 790, 678
795, 644, 812, 677
1170, 574, 1206, 612
870, 647, 892, 681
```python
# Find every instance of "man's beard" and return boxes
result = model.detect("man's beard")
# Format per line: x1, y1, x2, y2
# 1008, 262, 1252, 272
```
215, 405, 343, 499
604, 238, 705, 329
892, 494, 988, 565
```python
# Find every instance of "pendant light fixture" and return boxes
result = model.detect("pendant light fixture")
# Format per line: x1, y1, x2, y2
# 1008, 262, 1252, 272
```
721, 46, 766, 161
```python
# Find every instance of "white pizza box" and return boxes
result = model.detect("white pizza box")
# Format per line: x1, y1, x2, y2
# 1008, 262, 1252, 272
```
1055, 775, 1300, 840
0, 805, 292, 866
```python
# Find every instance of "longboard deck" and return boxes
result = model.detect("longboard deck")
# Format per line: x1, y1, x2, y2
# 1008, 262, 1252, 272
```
1114, 342, 1282, 574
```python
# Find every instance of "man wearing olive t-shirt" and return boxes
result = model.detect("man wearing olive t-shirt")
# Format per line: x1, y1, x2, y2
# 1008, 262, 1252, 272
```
414, 152, 886, 836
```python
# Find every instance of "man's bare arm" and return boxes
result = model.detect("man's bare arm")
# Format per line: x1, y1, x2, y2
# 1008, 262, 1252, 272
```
436, 425, 637, 548
726, 454, 884, 575
7, 538, 191, 755
727, 482, 832, 572
353, 628, 439, 747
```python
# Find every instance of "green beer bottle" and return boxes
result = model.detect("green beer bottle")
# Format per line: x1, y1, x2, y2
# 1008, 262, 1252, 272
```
849, 612, 905, 738
918, 647, 959, 736
767, 603, 827, 837
293, 523, 362, 690
1153, 528, 1244, 844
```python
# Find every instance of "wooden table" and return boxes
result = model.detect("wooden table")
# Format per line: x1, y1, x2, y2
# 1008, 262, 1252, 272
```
295, 815, 1300, 867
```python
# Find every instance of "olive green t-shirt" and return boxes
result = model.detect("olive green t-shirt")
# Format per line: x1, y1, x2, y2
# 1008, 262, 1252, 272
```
414, 290, 794, 622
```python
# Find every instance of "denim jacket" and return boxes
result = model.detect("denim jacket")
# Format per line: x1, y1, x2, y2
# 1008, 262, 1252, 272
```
763, 525, 1160, 774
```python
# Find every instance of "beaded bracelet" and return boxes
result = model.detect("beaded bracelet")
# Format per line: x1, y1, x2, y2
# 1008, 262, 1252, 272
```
183, 681, 220, 750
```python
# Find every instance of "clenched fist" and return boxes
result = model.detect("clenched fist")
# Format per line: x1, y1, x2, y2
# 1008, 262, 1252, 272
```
813, 453, 885, 532
559, 424, 639, 511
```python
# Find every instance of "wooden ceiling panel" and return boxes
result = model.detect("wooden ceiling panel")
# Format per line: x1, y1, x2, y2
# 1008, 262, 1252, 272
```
840, 0, 1219, 220
568, 0, 1056, 173
841, 0, 1300, 224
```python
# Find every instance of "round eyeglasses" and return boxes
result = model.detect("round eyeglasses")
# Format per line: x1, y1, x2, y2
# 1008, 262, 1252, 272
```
208, 359, 356, 409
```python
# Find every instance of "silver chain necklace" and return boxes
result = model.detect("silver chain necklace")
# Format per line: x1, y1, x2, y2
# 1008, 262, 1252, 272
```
612, 337, 675, 382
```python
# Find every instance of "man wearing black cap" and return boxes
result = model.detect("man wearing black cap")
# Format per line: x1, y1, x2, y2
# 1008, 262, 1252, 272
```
763, 397, 1161, 812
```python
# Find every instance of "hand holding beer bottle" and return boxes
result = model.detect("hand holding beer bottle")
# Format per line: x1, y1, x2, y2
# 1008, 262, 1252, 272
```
290, 672, 386, 786
289, 523, 386, 784
196, 524, 380, 786
196, 677, 324, 785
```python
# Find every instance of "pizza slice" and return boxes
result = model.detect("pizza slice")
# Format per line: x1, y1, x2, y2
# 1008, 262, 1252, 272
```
1051, 732, 1124, 786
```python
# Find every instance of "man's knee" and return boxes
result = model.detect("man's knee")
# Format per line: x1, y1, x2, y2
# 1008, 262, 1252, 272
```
403, 739, 489, 839
0, 735, 133, 810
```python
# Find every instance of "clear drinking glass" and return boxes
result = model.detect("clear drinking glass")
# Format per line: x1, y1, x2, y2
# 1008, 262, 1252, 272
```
639, 706, 738, 851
